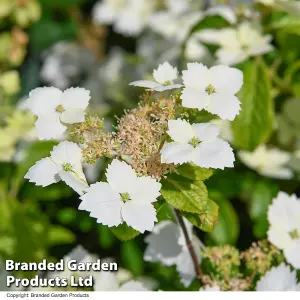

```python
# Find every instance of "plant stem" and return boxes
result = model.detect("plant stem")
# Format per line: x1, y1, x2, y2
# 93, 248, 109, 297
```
175, 209, 202, 282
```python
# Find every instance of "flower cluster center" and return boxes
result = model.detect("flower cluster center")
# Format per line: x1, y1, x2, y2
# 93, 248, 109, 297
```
121, 192, 131, 202
205, 84, 216, 95
189, 136, 200, 147
62, 162, 72, 172
289, 229, 299, 240
56, 104, 65, 113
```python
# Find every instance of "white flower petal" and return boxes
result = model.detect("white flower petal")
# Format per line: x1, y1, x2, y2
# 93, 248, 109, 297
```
176, 250, 197, 287
206, 5, 237, 24
268, 192, 300, 233
144, 221, 182, 266
191, 123, 220, 142
167, 119, 194, 143
256, 263, 299, 291
60, 108, 86, 124
35, 113, 67, 140
106, 159, 137, 194
153, 84, 182, 92
260, 167, 293, 180
207, 93, 241, 121
80, 182, 123, 227
59, 170, 88, 195
93, 271, 119, 291
152, 62, 178, 84
121, 201, 157, 233
182, 63, 209, 90
130, 177, 161, 203
181, 87, 209, 111
284, 240, 300, 269
210, 66, 243, 94
216, 47, 247, 66
267, 226, 293, 250
24, 157, 61, 187
129, 80, 161, 90
193, 138, 234, 169
27, 87, 62, 116
61, 87, 90, 110
161, 142, 195, 165
50, 141, 83, 166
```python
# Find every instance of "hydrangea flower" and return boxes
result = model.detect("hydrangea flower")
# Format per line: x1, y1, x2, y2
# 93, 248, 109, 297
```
144, 219, 202, 287
198, 22, 273, 66
238, 145, 292, 179
256, 263, 300, 291
181, 63, 243, 120
267, 192, 300, 269
92, 0, 156, 36
27, 87, 90, 140
129, 62, 182, 92
79, 159, 161, 233
160, 119, 234, 169
24, 141, 88, 195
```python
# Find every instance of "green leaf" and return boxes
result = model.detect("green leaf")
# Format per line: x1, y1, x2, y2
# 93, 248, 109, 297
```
208, 196, 239, 245
98, 225, 116, 249
110, 223, 140, 241
121, 240, 144, 276
47, 226, 76, 246
232, 59, 274, 150
176, 163, 213, 182
29, 19, 77, 53
183, 199, 219, 232
161, 173, 208, 214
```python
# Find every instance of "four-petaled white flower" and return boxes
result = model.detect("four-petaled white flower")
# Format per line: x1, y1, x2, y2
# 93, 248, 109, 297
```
27, 87, 90, 140
144, 219, 202, 287
256, 263, 300, 291
24, 141, 88, 195
160, 119, 235, 169
267, 192, 300, 269
79, 159, 161, 233
129, 62, 182, 92
181, 63, 243, 120
198, 22, 273, 66
238, 145, 292, 179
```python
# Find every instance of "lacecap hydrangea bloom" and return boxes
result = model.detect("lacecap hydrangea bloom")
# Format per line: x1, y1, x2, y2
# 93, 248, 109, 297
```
256, 263, 300, 291
26, 87, 90, 140
24, 141, 88, 195
267, 192, 300, 269
181, 63, 243, 121
238, 145, 292, 179
160, 119, 234, 169
79, 159, 161, 233
144, 219, 202, 287
129, 62, 182, 92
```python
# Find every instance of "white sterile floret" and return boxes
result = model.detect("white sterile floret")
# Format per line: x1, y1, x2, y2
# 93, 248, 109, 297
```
92, 0, 126, 25
160, 119, 234, 169
267, 192, 300, 269
256, 263, 300, 291
198, 22, 273, 66
144, 219, 201, 287
27, 87, 90, 140
24, 141, 88, 195
79, 159, 161, 233
238, 145, 292, 179
181, 63, 243, 120
129, 62, 182, 92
